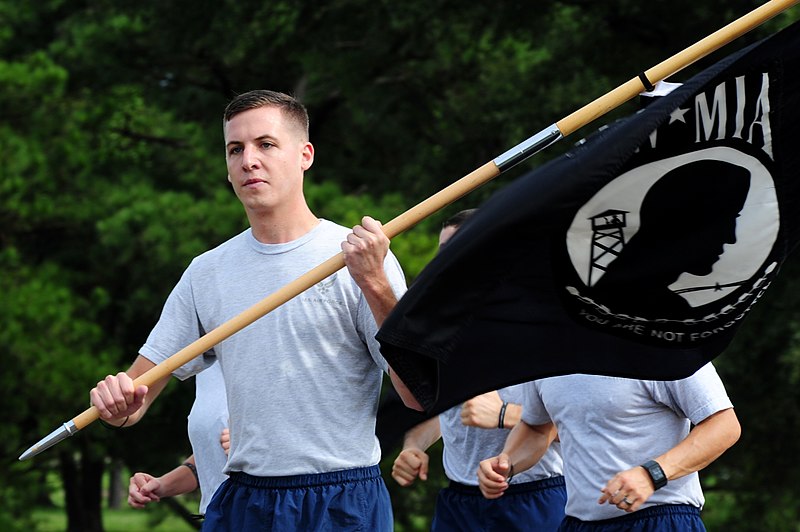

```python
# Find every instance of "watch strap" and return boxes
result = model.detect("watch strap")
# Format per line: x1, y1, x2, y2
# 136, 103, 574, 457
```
640, 459, 668, 490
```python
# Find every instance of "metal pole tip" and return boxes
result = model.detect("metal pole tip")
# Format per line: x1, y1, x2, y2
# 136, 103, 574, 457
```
19, 421, 78, 460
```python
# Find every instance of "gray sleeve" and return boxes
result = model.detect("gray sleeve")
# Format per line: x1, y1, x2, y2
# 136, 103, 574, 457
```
139, 264, 215, 381
520, 381, 551, 426
654, 363, 733, 424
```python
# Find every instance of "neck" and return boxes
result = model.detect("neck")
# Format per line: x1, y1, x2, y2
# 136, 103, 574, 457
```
248, 204, 320, 244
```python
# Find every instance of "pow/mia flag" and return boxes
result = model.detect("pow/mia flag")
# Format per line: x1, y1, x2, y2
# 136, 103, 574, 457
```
377, 21, 800, 414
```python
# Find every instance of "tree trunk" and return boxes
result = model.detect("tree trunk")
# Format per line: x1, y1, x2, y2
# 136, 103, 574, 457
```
59, 445, 105, 532
107, 460, 124, 509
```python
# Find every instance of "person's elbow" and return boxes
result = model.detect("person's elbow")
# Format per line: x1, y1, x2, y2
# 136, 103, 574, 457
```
710, 407, 741, 452
388, 367, 424, 411
397, 388, 423, 411
404, 395, 424, 412
721, 408, 742, 449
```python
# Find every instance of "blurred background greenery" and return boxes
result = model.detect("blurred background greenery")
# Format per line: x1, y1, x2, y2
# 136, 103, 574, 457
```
2, 1, 800, 530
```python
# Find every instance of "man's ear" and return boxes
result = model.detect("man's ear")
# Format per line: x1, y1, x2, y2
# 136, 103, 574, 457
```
301, 142, 315, 171
227, 174, 232, 183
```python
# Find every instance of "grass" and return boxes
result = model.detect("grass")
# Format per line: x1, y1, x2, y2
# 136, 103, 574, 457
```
33, 507, 196, 531
28, 469, 770, 531
28, 466, 198, 531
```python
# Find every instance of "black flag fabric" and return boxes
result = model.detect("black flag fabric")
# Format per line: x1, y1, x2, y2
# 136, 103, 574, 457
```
377, 21, 800, 415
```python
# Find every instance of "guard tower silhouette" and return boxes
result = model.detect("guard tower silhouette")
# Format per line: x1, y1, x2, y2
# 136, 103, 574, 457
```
588, 209, 628, 286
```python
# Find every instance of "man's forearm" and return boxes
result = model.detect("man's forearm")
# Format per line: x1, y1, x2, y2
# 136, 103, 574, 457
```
124, 356, 171, 426
158, 459, 200, 498
403, 416, 441, 451
654, 408, 741, 481
502, 421, 556, 475
502, 403, 523, 429
359, 273, 397, 327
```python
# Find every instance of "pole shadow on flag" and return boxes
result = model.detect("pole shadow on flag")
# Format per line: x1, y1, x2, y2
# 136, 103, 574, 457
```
376, 20, 800, 416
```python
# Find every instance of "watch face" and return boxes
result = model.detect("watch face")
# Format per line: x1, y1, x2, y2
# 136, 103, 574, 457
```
643, 460, 667, 489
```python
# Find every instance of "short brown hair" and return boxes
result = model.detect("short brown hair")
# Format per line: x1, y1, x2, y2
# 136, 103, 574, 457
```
223, 90, 310, 140
443, 209, 477, 230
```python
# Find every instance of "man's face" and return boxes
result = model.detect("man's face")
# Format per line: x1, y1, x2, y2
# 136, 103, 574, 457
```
224, 106, 313, 215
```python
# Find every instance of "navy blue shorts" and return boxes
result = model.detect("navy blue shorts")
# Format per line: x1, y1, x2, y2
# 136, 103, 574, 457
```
558, 504, 704, 532
201, 465, 392, 531
431, 476, 567, 532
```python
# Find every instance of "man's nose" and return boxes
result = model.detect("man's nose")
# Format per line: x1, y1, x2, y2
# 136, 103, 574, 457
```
241, 146, 260, 170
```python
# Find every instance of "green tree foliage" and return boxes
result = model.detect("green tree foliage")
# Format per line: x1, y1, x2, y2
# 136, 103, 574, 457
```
2, 0, 799, 529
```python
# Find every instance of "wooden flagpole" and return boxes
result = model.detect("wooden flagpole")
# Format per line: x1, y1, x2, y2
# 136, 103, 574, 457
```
20, 0, 798, 460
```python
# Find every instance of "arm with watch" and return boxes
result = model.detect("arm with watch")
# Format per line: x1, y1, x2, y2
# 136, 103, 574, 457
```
460, 390, 522, 429
598, 407, 741, 513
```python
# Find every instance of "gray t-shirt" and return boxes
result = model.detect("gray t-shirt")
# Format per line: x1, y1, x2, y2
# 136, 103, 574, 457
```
439, 384, 563, 485
140, 220, 407, 477
186, 360, 228, 514
521, 363, 733, 521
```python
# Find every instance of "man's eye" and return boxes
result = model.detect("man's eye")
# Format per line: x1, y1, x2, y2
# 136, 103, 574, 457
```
261, 142, 274, 149
229, 146, 242, 155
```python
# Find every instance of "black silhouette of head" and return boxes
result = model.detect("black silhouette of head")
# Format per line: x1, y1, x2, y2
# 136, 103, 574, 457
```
592, 159, 751, 316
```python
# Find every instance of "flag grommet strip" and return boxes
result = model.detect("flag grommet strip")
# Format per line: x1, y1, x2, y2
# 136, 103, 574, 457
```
638, 72, 656, 92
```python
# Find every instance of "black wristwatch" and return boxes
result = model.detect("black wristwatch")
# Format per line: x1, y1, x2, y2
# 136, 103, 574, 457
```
640, 460, 668, 490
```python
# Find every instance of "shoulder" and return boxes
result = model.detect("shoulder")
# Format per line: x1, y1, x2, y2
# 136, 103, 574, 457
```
189, 230, 250, 269
315, 219, 350, 238
664, 362, 724, 390
655, 363, 732, 419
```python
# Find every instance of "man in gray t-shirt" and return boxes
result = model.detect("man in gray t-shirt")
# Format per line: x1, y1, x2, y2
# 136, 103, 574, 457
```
90, 90, 420, 531
394, 385, 566, 532
478, 364, 740, 531
391, 210, 567, 531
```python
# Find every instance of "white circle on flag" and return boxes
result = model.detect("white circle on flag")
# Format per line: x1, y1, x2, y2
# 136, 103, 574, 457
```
566, 146, 779, 308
